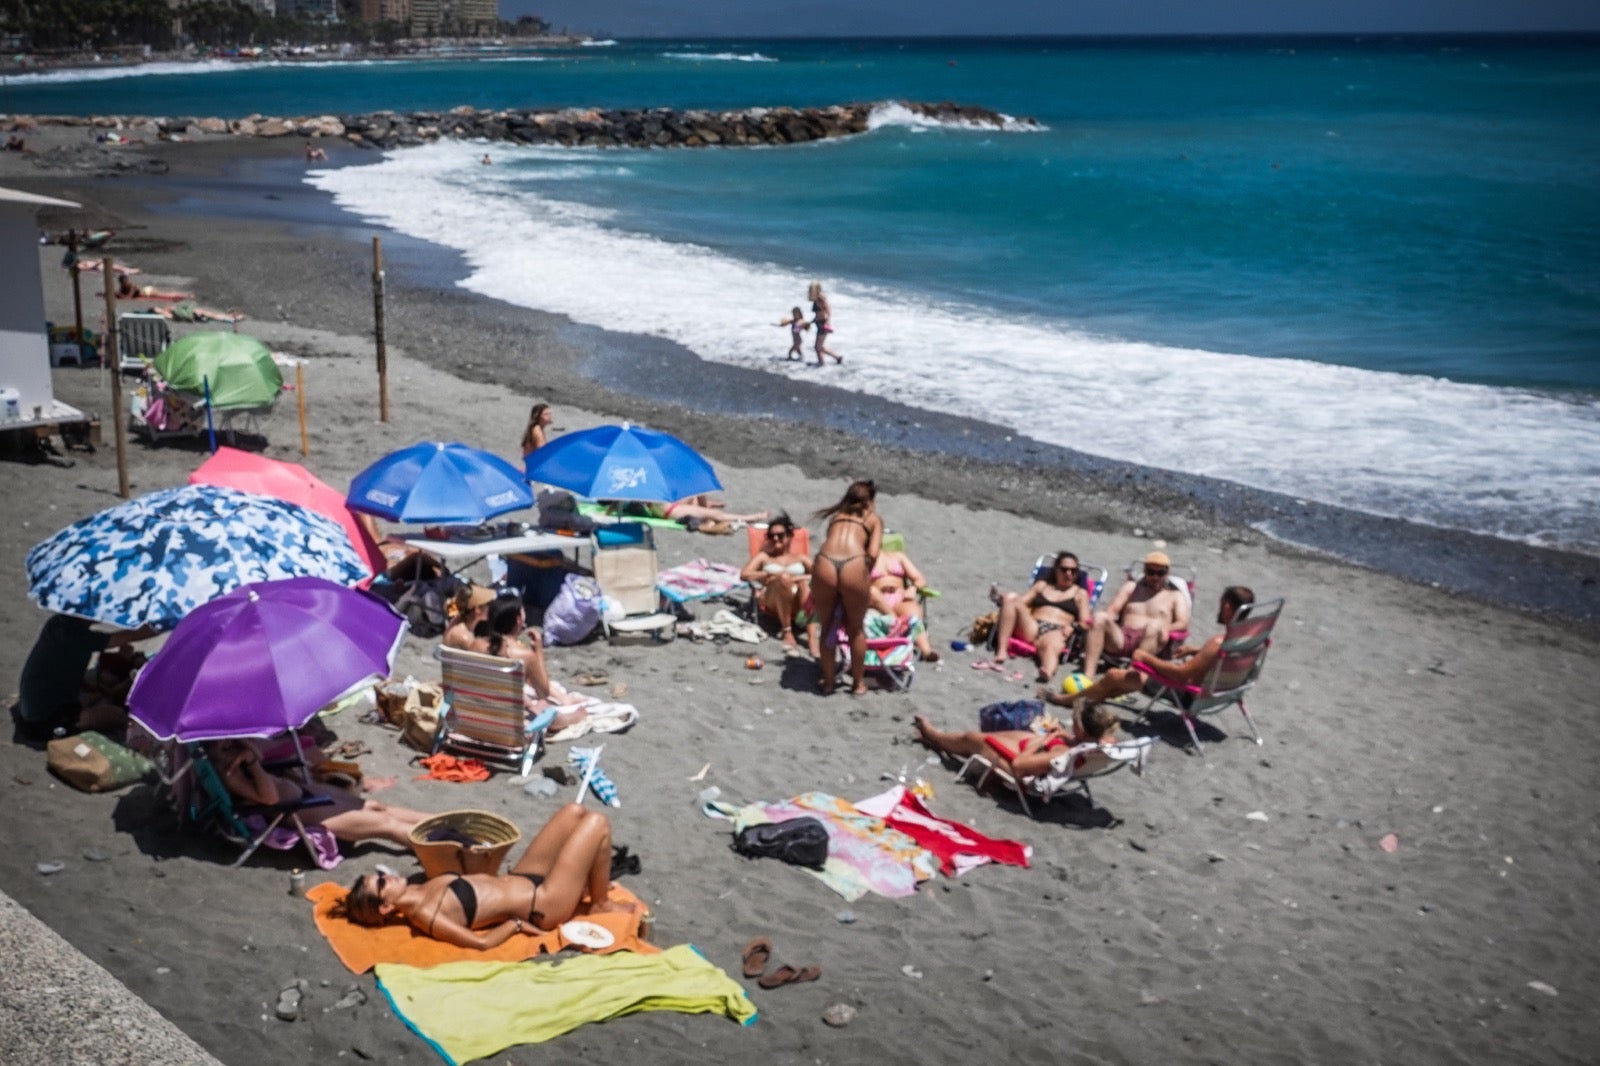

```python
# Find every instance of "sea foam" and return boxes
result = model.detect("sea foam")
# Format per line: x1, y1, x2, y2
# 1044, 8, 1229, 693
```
309, 140, 1600, 554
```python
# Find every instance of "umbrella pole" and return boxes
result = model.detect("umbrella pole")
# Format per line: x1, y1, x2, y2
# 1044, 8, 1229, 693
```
69, 230, 85, 357
203, 375, 217, 454
296, 363, 308, 457
100, 255, 130, 499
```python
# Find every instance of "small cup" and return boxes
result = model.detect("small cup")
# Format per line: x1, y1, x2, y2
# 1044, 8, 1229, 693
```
288, 869, 306, 897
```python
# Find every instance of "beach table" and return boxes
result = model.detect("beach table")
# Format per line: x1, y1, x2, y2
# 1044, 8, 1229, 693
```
399, 530, 595, 577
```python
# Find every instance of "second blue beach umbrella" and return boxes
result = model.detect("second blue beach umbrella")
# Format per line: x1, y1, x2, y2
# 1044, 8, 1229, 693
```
524, 423, 721, 503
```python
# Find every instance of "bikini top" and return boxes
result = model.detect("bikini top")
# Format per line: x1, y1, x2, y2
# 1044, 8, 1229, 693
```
872, 558, 907, 580
1028, 588, 1081, 619
445, 873, 477, 925
763, 562, 807, 576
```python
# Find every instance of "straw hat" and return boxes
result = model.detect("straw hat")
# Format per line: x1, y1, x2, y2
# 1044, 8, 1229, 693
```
455, 584, 497, 611
1143, 550, 1171, 568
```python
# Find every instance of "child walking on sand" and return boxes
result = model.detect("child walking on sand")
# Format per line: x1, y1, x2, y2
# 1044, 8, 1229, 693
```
776, 307, 809, 360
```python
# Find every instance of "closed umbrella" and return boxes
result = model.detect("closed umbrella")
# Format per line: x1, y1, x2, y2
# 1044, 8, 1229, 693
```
154, 332, 282, 408
347, 441, 533, 525
25, 485, 369, 631
523, 423, 721, 503
127, 577, 406, 742
189, 447, 386, 575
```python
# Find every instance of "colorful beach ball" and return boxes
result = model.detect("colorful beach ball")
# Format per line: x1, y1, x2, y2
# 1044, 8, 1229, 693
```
1060, 672, 1092, 697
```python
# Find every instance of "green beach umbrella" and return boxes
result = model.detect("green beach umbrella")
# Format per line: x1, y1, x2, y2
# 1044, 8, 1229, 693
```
153, 332, 282, 409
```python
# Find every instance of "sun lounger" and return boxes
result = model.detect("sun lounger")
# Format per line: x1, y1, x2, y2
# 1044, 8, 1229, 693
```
957, 735, 1154, 818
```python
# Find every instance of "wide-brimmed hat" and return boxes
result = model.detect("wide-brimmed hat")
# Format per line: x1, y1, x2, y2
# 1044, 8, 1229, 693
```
1143, 550, 1171, 568
456, 584, 497, 611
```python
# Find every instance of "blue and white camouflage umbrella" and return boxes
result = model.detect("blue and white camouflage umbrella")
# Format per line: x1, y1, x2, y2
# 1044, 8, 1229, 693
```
25, 484, 370, 631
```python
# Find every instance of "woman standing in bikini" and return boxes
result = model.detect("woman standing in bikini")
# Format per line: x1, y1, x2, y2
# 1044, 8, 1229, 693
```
808, 281, 842, 365
341, 804, 634, 946
811, 480, 881, 695
990, 550, 1092, 682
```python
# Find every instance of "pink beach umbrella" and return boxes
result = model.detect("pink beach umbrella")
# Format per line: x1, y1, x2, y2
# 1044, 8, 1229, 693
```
189, 447, 386, 576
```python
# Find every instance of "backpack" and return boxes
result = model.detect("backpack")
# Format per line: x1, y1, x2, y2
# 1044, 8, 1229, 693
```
375, 573, 459, 639
731, 816, 830, 870
542, 573, 604, 646
977, 699, 1044, 733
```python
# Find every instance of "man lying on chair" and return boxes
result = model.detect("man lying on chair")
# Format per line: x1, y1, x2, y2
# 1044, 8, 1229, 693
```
1044, 586, 1253, 710
913, 704, 1122, 780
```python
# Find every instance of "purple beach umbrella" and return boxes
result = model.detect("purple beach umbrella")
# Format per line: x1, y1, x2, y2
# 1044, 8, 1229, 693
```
127, 577, 407, 743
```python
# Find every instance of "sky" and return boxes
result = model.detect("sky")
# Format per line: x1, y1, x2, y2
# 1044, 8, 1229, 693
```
514, 1, 1600, 38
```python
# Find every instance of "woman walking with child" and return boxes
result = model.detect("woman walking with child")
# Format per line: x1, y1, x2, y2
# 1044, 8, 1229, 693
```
808, 282, 842, 365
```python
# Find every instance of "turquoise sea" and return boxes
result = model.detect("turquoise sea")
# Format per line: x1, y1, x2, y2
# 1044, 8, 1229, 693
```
10, 36, 1600, 551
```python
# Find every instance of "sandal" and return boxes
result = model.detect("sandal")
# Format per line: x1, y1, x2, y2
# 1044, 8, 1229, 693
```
758, 964, 822, 989
573, 672, 609, 687
742, 937, 773, 978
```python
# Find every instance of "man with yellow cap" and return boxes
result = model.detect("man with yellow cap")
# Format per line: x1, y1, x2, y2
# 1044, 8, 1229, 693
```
1079, 550, 1191, 678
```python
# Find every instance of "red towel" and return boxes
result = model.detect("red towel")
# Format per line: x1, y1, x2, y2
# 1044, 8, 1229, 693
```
415, 753, 490, 783
858, 786, 1031, 875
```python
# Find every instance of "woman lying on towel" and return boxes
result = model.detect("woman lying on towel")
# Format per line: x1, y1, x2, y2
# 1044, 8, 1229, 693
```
114, 274, 194, 301
342, 804, 634, 947
209, 738, 433, 847
472, 594, 592, 732
912, 704, 1121, 779
614, 495, 769, 534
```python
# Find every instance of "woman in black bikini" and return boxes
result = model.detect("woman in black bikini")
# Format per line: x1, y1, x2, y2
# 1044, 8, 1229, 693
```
340, 804, 633, 948
811, 480, 882, 695
808, 281, 842, 365
991, 551, 1093, 682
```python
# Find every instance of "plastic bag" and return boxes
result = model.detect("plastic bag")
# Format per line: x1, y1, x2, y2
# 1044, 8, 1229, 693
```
543, 573, 604, 645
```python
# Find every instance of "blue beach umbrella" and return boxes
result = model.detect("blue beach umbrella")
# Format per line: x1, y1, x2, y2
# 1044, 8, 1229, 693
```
347, 441, 534, 524
25, 485, 370, 631
524, 423, 722, 503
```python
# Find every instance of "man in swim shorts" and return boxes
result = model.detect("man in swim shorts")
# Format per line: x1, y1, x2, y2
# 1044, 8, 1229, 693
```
1079, 550, 1191, 678
1045, 586, 1254, 708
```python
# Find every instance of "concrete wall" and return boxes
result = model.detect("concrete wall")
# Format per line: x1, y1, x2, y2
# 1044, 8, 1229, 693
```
0, 202, 54, 421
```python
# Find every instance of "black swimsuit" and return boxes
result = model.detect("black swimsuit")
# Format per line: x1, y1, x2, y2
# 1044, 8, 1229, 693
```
440, 872, 545, 928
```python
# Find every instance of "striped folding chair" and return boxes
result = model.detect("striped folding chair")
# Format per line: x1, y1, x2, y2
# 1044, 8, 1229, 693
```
434, 646, 554, 777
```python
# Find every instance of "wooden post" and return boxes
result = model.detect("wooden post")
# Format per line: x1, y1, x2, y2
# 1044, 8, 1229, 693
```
68, 229, 85, 354
372, 236, 388, 422
101, 255, 130, 499
296, 362, 308, 456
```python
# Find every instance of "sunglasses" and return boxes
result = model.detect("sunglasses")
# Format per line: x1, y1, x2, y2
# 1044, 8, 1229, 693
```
768, 529, 792, 539
1145, 567, 1169, 577
1056, 565, 1078, 573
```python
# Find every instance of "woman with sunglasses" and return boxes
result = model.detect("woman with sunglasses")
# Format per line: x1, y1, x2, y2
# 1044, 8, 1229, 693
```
989, 550, 1092, 683
340, 804, 634, 948
740, 513, 813, 652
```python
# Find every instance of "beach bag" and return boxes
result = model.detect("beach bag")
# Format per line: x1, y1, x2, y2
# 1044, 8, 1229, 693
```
978, 699, 1045, 733
732, 816, 830, 870
378, 676, 444, 728
543, 573, 604, 646
376, 574, 458, 639
969, 610, 997, 645
537, 489, 598, 533
398, 687, 446, 753
46, 730, 155, 793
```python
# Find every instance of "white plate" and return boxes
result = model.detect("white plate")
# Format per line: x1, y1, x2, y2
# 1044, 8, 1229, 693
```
559, 920, 615, 950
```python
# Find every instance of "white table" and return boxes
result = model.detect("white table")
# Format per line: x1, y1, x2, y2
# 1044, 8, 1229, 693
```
400, 530, 594, 574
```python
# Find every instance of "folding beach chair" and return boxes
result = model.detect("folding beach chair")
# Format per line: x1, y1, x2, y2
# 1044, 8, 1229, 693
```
831, 611, 918, 692
434, 646, 555, 776
592, 523, 676, 643
159, 741, 335, 867
957, 735, 1155, 818
1127, 598, 1284, 755
116, 311, 169, 371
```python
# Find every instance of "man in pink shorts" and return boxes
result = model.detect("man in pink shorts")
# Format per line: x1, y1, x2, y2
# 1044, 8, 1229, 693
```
1079, 550, 1191, 678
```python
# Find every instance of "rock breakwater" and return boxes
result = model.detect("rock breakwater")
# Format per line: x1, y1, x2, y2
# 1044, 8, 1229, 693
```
5, 100, 1036, 150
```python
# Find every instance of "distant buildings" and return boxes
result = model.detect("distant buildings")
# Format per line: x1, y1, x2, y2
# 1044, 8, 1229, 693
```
278, 0, 338, 21
358, 0, 413, 24
401, 0, 500, 37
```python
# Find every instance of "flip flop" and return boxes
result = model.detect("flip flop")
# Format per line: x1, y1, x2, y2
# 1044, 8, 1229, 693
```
573, 672, 610, 687
742, 937, 773, 979
758, 964, 822, 989
970, 661, 999, 671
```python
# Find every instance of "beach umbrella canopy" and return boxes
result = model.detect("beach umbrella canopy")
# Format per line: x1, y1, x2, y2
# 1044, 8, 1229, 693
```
189, 447, 386, 575
127, 577, 406, 742
347, 441, 533, 524
524, 423, 722, 503
25, 485, 370, 631
153, 332, 282, 408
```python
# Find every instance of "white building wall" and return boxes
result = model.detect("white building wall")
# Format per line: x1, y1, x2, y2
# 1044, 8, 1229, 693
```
0, 202, 55, 420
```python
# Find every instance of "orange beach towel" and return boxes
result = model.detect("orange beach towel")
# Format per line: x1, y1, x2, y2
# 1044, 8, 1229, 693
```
307, 880, 657, 974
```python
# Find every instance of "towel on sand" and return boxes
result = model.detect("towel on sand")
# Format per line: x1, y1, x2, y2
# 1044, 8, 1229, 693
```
376, 944, 756, 1063
307, 880, 656, 974
657, 558, 746, 603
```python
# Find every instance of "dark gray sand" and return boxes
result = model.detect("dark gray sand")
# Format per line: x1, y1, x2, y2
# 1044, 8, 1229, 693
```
1, 130, 1597, 1065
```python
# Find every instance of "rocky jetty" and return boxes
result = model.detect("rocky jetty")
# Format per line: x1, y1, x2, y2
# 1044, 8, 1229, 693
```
5, 101, 1036, 151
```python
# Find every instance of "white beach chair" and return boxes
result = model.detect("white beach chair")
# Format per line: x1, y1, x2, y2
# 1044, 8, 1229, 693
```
958, 735, 1154, 818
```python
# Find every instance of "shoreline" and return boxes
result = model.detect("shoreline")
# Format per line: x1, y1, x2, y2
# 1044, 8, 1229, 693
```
3, 126, 1598, 1065
27, 131, 1595, 631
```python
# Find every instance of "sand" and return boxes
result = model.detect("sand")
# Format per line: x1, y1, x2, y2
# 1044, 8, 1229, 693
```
0, 128, 1597, 1065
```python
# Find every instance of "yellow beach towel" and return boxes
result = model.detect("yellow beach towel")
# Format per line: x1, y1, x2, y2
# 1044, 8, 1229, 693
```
376, 944, 757, 1062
